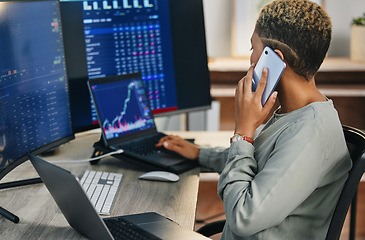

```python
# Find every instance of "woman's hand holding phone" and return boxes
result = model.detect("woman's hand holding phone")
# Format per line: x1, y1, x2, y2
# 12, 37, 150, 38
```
234, 64, 278, 139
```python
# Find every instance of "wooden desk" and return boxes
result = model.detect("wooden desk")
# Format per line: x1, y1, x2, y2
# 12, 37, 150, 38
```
0, 130, 202, 239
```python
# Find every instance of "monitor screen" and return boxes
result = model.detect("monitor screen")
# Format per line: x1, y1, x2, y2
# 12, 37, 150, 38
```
0, 0, 74, 180
60, 0, 212, 132
88, 74, 156, 140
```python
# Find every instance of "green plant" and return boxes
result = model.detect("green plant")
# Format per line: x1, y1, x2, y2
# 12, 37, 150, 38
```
352, 13, 365, 26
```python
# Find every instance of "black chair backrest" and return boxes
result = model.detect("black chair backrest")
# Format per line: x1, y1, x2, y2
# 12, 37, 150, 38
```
325, 125, 365, 240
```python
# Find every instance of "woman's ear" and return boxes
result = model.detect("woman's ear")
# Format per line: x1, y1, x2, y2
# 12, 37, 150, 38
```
274, 49, 285, 61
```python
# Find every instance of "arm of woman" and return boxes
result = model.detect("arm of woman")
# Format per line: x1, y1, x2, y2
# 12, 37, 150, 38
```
156, 134, 231, 172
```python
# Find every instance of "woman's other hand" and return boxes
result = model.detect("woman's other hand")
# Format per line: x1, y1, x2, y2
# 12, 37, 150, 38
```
156, 135, 200, 160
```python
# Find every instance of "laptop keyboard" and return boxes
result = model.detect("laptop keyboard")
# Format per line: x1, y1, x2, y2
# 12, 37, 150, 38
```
120, 133, 165, 156
104, 216, 162, 240
80, 170, 123, 215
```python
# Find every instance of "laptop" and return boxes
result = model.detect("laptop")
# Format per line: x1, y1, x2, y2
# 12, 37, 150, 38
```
28, 153, 210, 240
87, 73, 199, 173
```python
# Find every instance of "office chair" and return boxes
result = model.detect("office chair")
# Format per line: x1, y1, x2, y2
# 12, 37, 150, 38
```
326, 125, 365, 240
197, 125, 365, 240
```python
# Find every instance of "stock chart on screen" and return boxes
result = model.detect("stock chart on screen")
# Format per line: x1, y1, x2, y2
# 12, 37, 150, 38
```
90, 77, 155, 140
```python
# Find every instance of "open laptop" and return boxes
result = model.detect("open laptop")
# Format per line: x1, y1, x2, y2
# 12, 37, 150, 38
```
87, 73, 199, 173
28, 153, 209, 240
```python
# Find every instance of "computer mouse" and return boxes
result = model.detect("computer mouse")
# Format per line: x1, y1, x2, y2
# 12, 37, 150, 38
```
138, 171, 179, 182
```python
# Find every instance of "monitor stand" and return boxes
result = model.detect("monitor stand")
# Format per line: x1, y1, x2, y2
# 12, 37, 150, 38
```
0, 206, 19, 223
0, 177, 42, 223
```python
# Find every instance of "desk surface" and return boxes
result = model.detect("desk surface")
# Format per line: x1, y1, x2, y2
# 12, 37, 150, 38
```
0, 130, 229, 239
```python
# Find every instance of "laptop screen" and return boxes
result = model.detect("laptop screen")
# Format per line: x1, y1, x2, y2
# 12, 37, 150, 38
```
88, 74, 156, 141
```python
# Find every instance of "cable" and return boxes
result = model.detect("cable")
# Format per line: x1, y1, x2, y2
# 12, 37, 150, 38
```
48, 149, 124, 164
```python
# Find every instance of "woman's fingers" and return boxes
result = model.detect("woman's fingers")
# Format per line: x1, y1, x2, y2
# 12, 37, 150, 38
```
156, 135, 181, 146
155, 135, 200, 159
254, 67, 268, 100
243, 64, 255, 95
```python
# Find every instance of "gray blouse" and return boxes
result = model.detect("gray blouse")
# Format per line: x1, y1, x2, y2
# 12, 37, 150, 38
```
199, 100, 352, 240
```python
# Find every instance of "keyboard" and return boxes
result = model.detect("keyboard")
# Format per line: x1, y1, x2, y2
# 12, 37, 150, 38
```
119, 133, 166, 156
79, 170, 123, 215
104, 216, 162, 240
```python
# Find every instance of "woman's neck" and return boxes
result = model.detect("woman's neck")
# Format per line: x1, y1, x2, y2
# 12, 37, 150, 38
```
276, 70, 326, 114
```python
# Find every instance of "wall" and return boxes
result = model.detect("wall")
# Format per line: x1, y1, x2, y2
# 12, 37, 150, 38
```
326, 0, 365, 57
203, 0, 365, 58
158, 0, 365, 131
203, 0, 233, 57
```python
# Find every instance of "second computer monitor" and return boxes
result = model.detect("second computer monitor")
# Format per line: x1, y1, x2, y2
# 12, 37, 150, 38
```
60, 0, 212, 132
0, 0, 74, 181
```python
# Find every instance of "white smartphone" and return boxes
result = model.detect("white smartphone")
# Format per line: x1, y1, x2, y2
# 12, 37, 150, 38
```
252, 46, 286, 106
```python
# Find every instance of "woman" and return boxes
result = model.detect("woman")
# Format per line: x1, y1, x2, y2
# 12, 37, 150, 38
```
157, 0, 352, 239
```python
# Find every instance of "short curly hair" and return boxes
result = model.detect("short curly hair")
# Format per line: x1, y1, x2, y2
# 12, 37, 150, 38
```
255, 0, 332, 80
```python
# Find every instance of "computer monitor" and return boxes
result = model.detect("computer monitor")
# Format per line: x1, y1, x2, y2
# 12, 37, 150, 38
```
59, 0, 212, 132
0, 0, 74, 182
